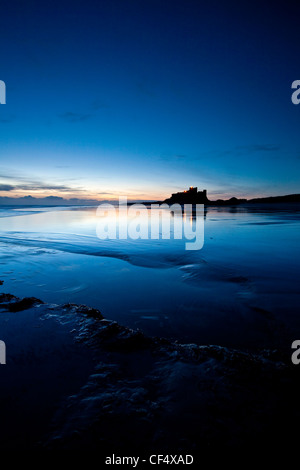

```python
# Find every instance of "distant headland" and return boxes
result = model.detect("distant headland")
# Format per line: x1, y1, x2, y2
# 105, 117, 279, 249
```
163, 186, 300, 206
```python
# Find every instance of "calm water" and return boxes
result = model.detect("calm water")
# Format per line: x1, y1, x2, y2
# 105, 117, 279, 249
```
0, 203, 300, 350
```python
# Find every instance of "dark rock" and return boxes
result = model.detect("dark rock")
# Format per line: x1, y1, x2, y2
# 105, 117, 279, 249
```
0, 296, 43, 312
62, 303, 103, 319
0, 293, 17, 303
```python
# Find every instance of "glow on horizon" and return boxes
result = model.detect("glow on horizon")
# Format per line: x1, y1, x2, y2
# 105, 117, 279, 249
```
0, 155, 296, 202
0, 177, 283, 203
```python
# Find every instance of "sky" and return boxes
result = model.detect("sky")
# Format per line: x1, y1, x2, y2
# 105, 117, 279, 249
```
1, 0, 300, 202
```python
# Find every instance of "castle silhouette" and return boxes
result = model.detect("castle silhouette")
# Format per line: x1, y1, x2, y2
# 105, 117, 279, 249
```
164, 186, 208, 204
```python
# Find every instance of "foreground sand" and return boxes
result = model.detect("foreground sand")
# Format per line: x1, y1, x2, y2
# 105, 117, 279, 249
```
0, 291, 299, 455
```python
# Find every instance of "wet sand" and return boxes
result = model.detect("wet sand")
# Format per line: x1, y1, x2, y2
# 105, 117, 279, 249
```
0, 291, 299, 455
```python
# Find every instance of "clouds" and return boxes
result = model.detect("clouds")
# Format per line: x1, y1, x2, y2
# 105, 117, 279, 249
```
158, 153, 188, 162
0, 195, 101, 206
215, 144, 281, 158
194, 144, 282, 163
91, 100, 109, 111
160, 145, 281, 165
173, 154, 187, 159
58, 99, 109, 123
6, 183, 84, 192
0, 114, 15, 123
234, 144, 281, 153
59, 111, 92, 123
0, 170, 84, 195
0, 184, 14, 191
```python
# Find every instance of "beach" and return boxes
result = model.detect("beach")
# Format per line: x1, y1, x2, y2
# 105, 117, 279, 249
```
0, 291, 299, 453
0, 204, 300, 453
0, 203, 299, 349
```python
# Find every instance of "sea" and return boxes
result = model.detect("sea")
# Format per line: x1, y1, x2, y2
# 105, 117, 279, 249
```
0, 203, 299, 351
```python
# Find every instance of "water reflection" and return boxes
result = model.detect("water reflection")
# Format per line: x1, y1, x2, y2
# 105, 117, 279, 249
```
0, 204, 300, 349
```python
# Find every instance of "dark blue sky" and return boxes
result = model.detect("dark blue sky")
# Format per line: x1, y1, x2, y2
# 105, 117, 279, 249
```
1, 0, 300, 201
